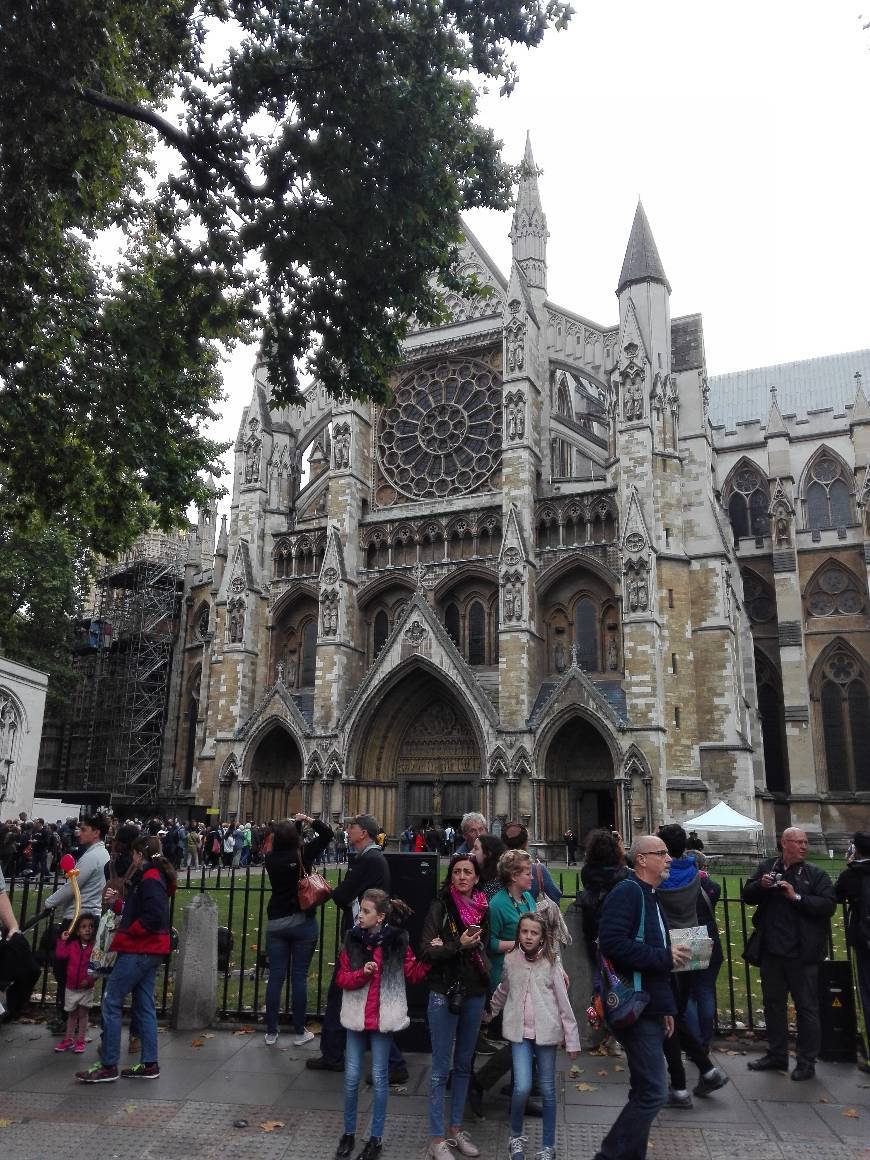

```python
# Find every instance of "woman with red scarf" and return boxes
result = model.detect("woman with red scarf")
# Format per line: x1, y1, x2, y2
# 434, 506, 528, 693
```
421, 854, 490, 1160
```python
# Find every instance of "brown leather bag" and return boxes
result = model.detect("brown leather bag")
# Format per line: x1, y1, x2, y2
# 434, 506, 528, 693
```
297, 850, 331, 910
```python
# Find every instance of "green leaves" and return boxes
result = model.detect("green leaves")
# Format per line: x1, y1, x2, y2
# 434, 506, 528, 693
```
1, 0, 571, 559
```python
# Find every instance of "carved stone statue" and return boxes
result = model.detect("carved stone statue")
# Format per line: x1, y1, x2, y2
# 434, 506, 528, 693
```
227, 598, 245, 643
607, 635, 619, 671
321, 590, 339, 636
332, 423, 351, 470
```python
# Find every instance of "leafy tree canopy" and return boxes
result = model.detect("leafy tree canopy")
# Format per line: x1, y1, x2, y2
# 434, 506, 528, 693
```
1, 0, 571, 562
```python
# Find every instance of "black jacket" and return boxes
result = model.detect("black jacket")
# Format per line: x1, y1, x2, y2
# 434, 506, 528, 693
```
742, 857, 836, 964
331, 843, 390, 932
834, 859, 870, 952
421, 893, 491, 997
597, 875, 675, 1017
265, 820, 333, 920
578, 862, 631, 964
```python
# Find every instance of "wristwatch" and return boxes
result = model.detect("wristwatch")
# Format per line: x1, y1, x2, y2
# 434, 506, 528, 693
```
793, 893, 802, 903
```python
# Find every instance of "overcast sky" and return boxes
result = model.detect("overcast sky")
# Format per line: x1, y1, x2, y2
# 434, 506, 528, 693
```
211, 0, 869, 485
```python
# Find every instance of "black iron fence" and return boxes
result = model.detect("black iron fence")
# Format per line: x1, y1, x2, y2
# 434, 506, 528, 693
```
5, 865, 865, 1041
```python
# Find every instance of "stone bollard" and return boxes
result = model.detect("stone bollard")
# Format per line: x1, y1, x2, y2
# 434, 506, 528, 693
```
563, 901, 596, 1047
171, 892, 218, 1031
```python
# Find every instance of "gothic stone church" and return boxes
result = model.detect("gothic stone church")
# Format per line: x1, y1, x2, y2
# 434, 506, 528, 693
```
165, 141, 870, 849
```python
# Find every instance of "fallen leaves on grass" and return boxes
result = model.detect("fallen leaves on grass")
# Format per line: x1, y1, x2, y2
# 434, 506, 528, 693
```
260, 1120, 285, 1132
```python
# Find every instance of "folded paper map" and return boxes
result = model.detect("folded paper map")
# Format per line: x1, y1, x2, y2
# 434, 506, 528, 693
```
669, 925, 713, 972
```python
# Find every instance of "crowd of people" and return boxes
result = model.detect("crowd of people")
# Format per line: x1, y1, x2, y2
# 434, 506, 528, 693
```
0, 807, 868, 1160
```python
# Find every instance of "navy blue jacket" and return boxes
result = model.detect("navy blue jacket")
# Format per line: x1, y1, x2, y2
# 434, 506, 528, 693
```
597, 875, 675, 1016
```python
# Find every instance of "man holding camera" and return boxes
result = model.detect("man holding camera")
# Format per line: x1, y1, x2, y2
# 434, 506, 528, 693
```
741, 827, 836, 1081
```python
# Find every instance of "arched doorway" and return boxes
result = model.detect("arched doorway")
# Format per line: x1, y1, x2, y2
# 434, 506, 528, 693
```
244, 723, 303, 821
542, 715, 615, 842
349, 667, 484, 835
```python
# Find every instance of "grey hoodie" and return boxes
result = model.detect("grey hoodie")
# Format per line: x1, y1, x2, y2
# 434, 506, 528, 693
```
45, 840, 110, 921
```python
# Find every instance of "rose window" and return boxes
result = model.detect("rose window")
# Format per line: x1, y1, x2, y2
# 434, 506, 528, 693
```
806, 564, 864, 618
378, 359, 502, 499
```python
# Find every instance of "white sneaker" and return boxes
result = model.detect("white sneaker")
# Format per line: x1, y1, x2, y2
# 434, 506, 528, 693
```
264, 1032, 279, 1046
294, 1030, 315, 1046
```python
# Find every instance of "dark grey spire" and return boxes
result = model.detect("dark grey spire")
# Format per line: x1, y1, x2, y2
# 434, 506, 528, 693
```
617, 201, 671, 295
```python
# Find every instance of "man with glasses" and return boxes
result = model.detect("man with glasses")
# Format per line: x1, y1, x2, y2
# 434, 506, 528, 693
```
742, 827, 836, 1081
591, 836, 690, 1160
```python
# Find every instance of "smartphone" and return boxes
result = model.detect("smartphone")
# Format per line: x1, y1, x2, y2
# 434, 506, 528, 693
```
466, 924, 481, 935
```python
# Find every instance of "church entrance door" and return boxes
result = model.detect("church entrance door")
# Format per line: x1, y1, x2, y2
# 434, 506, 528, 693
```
352, 668, 484, 836
244, 723, 303, 822
542, 715, 615, 842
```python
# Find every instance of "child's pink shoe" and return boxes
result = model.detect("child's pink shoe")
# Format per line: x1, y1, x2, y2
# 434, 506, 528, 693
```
55, 1037, 75, 1052
73, 1040, 86, 1054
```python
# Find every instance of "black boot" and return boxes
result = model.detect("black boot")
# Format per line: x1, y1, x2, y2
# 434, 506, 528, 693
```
335, 1134, 355, 1159
355, 1138, 383, 1160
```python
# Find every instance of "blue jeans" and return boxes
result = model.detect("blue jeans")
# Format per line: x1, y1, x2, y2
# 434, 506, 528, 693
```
427, 990, 486, 1136
510, 1040, 557, 1148
320, 960, 405, 1071
593, 1015, 668, 1160
344, 1029, 392, 1138
265, 915, 318, 1035
683, 963, 719, 1050
101, 953, 159, 1068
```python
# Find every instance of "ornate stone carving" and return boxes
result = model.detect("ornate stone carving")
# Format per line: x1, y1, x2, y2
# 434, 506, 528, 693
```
623, 373, 644, 421
505, 300, 526, 375
502, 546, 521, 567
332, 422, 351, 470
504, 389, 526, 440
404, 619, 428, 646
244, 419, 261, 484
625, 560, 649, 613
320, 589, 339, 636
227, 598, 245, 643
322, 566, 338, 585
502, 570, 524, 622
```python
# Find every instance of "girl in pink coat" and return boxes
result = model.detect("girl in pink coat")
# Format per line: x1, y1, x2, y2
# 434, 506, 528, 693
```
53, 913, 97, 1053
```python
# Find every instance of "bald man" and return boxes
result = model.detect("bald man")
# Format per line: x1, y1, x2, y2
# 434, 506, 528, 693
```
742, 827, 836, 1081
591, 835, 691, 1160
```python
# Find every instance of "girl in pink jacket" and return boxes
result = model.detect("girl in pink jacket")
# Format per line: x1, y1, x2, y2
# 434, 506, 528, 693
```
53, 913, 97, 1053
485, 913, 581, 1160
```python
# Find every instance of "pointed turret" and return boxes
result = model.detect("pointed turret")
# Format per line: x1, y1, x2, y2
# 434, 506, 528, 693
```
212, 514, 228, 594
509, 134, 548, 292
617, 201, 671, 296
766, 384, 788, 436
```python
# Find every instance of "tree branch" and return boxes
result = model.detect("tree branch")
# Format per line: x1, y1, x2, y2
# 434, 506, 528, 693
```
4, 60, 267, 202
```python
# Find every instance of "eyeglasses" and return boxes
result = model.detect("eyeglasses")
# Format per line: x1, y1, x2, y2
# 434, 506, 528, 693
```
641, 849, 670, 858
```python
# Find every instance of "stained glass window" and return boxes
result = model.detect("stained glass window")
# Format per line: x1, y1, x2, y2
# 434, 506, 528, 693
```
575, 598, 598, 671
468, 601, 486, 666
378, 358, 501, 500
804, 456, 854, 530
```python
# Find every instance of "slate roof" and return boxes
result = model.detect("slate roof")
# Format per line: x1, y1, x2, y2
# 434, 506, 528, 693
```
708, 349, 870, 430
617, 201, 671, 295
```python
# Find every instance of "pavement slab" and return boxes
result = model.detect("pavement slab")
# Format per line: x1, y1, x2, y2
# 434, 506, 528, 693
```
0, 1027, 867, 1159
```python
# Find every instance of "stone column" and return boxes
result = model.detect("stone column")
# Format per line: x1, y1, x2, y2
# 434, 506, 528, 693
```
171, 893, 218, 1030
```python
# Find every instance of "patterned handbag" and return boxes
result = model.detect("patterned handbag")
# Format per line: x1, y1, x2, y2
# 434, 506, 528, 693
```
594, 882, 650, 1031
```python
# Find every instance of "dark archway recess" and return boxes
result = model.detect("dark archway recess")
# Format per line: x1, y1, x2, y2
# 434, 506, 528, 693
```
542, 715, 615, 842
755, 653, 790, 793
245, 725, 303, 821
350, 665, 484, 835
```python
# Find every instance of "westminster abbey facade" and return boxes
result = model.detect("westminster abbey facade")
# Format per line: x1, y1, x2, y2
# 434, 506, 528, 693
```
160, 140, 870, 850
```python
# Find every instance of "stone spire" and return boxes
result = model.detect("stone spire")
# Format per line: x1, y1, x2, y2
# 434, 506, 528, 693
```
509, 133, 548, 292
617, 201, 671, 295
766, 384, 788, 436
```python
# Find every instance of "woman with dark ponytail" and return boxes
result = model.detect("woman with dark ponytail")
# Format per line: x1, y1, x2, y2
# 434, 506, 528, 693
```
75, 835, 176, 1084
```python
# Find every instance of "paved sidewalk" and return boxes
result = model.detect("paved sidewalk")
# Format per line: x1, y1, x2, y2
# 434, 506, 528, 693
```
0, 1024, 868, 1160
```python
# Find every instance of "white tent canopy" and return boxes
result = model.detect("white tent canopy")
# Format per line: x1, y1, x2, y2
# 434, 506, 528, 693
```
682, 800, 764, 831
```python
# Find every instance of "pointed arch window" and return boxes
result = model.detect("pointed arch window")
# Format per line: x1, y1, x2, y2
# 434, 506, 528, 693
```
467, 601, 486, 666
724, 464, 769, 542
574, 597, 598, 671
804, 454, 854, 530
806, 562, 864, 618
755, 654, 789, 792
373, 610, 389, 657
300, 620, 317, 687
741, 570, 777, 624
816, 647, 870, 792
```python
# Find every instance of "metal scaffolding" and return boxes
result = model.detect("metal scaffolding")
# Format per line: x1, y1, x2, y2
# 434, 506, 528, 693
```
64, 534, 185, 808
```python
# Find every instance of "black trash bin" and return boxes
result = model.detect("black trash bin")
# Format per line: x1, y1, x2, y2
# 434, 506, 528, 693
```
817, 959, 856, 1063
